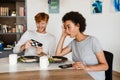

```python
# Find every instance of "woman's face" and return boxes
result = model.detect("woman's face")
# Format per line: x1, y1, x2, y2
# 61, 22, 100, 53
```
63, 20, 80, 38
36, 20, 47, 33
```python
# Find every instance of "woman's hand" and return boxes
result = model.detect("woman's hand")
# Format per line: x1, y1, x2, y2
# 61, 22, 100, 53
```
61, 25, 68, 37
73, 62, 86, 70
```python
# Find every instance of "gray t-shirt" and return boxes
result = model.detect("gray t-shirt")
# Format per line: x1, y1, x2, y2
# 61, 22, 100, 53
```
68, 35, 105, 80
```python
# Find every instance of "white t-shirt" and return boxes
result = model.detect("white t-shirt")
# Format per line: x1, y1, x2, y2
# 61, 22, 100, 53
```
68, 35, 105, 80
13, 30, 56, 56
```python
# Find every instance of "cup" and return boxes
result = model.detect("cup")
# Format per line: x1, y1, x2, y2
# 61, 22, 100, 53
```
9, 54, 17, 65
39, 56, 49, 69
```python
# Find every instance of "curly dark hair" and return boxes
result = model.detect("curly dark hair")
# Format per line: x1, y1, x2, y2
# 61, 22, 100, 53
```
62, 11, 86, 32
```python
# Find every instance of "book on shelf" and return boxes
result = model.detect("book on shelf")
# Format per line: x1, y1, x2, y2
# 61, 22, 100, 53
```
19, 7, 25, 16
0, 24, 25, 33
0, 7, 9, 16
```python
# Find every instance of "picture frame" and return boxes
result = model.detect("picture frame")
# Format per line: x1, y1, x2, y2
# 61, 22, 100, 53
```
91, 0, 103, 14
48, 0, 59, 13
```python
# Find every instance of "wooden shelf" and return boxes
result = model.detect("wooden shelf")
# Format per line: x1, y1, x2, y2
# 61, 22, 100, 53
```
0, 16, 25, 18
0, 0, 26, 50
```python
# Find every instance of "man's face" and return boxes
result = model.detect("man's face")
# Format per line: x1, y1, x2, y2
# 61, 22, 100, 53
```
36, 20, 47, 33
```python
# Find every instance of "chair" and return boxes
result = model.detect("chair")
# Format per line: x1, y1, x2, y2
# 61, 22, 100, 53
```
104, 51, 113, 80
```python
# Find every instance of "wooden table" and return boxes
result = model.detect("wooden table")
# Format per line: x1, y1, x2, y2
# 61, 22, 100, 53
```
0, 57, 93, 80
0, 69, 93, 80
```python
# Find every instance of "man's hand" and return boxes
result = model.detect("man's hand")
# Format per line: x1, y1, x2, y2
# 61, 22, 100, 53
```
20, 40, 32, 51
24, 40, 32, 49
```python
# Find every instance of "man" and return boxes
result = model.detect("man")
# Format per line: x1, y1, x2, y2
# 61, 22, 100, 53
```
13, 12, 56, 56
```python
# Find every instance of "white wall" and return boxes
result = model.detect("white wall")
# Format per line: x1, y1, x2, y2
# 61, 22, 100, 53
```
26, 0, 120, 72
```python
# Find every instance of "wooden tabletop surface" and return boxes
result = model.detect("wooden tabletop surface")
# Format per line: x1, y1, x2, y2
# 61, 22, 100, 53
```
0, 69, 93, 80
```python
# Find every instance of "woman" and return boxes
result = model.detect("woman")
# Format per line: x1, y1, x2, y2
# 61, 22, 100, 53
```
55, 11, 108, 80
13, 12, 56, 56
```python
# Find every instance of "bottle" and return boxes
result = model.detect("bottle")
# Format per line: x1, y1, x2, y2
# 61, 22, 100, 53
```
0, 24, 2, 33
0, 41, 3, 50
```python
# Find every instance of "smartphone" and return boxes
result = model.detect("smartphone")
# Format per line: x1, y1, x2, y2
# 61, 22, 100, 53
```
59, 64, 72, 69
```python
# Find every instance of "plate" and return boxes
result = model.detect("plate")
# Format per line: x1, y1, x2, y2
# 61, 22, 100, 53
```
48, 56, 68, 63
17, 56, 39, 63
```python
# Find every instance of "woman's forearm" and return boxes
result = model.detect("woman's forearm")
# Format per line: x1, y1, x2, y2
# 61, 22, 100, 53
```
85, 63, 108, 71
55, 35, 66, 56
73, 61, 108, 71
